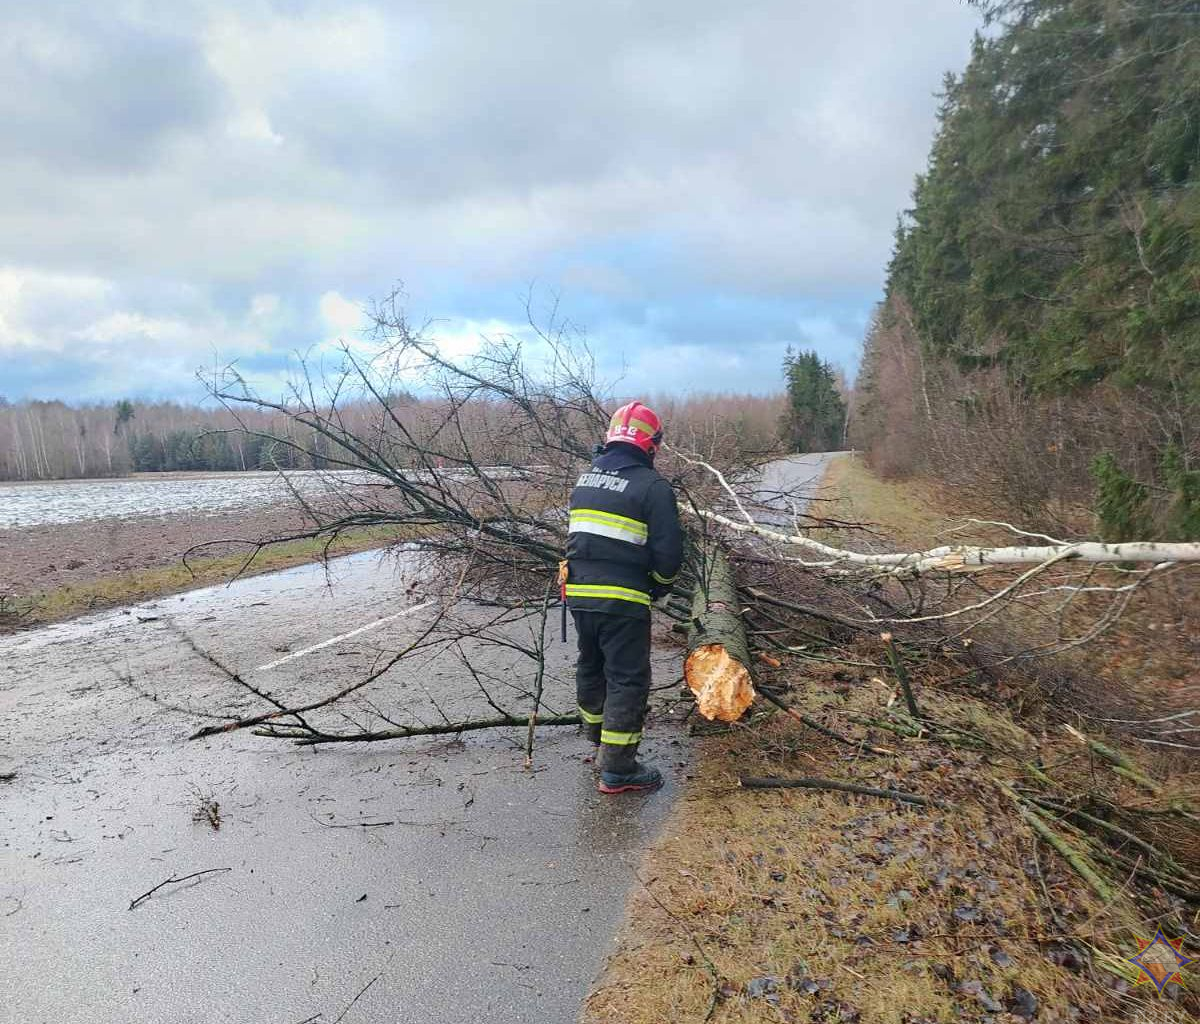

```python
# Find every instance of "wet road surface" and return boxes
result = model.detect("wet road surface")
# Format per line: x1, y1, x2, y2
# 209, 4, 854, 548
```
744, 452, 837, 527
0, 550, 684, 1024
1, 454, 835, 1023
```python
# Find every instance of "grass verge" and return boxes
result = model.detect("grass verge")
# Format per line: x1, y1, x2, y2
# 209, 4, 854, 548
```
583, 455, 1199, 1024
587, 670, 1200, 1022
817, 452, 961, 550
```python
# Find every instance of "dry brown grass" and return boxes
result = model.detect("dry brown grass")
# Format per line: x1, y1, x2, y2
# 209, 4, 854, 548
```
819, 454, 961, 551
586, 663, 1200, 1023
584, 456, 1200, 1024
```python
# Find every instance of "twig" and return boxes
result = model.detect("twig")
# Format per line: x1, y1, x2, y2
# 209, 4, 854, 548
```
525, 581, 554, 769
743, 587, 865, 632
258, 713, 581, 745
1136, 737, 1200, 751
128, 868, 232, 910
1087, 847, 1200, 903
738, 775, 948, 809
188, 605, 451, 740
1030, 841, 1069, 934
999, 785, 1116, 903
1028, 797, 1195, 878
1063, 724, 1165, 796
668, 446, 757, 526
881, 632, 921, 720
332, 973, 381, 1024
308, 814, 396, 829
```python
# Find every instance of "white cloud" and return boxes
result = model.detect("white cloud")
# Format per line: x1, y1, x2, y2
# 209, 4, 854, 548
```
226, 108, 283, 145
74, 311, 193, 346
318, 290, 365, 337
0, 264, 280, 399
0, 0, 982, 399
249, 292, 280, 319
0, 268, 114, 351
427, 317, 527, 362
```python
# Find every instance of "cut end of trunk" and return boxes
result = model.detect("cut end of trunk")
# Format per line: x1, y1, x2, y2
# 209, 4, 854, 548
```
685, 643, 756, 722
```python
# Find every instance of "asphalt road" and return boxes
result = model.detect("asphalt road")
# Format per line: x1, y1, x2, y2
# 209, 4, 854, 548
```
742, 451, 838, 527
0, 453, 836, 1024
0, 550, 687, 1024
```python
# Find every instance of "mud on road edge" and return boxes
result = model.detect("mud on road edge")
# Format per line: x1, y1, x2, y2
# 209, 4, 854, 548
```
0, 511, 404, 634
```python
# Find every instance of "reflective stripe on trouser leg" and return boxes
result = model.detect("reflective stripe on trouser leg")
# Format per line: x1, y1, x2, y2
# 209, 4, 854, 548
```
573, 611, 606, 744
600, 729, 642, 745
579, 705, 604, 744
593, 613, 652, 762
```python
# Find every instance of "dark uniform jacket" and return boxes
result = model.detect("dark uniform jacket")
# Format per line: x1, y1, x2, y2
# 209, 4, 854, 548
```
565, 444, 684, 617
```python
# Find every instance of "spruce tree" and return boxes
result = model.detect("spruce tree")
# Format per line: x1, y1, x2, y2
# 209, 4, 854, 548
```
782, 348, 846, 453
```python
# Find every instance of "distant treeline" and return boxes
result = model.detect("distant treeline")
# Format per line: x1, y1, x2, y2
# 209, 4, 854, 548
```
0, 398, 339, 481
0, 391, 788, 482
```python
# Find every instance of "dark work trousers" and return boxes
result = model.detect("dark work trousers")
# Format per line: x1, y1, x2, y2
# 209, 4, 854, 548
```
573, 610, 652, 748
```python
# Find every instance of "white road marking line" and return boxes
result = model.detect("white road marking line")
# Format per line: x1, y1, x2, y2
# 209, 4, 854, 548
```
255, 601, 436, 671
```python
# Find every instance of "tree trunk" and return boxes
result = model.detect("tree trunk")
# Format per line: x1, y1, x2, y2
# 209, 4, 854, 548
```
698, 508, 1200, 570
685, 542, 756, 721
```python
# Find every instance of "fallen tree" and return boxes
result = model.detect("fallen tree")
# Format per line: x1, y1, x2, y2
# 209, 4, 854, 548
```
684, 542, 755, 722
149, 294, 1198, 759
699, 507, 1200, 572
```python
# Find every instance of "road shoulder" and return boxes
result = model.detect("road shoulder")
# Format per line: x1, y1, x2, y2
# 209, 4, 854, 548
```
581, 455, 1199, 1023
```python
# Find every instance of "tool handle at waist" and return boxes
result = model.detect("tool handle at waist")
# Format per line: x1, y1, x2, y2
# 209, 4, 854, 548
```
557, 559, 569, 642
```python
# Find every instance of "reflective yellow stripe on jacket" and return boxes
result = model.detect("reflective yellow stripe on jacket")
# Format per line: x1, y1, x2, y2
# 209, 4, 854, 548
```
564, 583, 651, 607
568, 508, 648, 546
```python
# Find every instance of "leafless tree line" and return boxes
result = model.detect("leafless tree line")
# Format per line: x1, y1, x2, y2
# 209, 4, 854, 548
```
0, 385, 783, 484
0, 399, 288, 481
849, 294, 1199, 536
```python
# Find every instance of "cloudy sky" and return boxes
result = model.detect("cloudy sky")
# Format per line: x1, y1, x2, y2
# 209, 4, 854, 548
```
0, 0, 981, 404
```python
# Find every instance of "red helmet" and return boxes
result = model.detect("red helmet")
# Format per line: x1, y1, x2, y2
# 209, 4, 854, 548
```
606, 401, 663, 456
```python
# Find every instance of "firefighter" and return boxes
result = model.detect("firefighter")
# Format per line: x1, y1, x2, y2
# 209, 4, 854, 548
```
565, 401, 683, 794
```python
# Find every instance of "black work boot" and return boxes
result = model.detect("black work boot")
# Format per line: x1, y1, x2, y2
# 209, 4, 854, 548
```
598, 742, 662, 795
